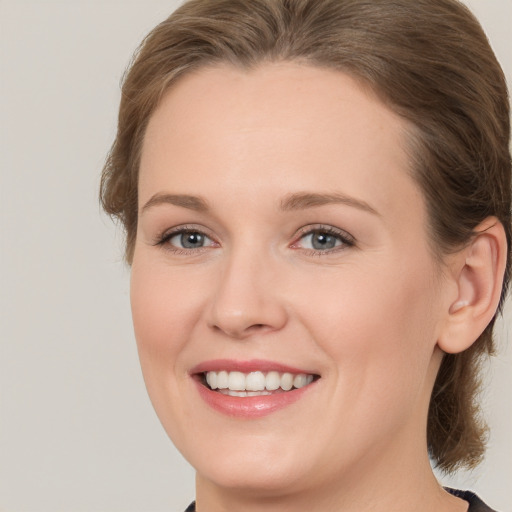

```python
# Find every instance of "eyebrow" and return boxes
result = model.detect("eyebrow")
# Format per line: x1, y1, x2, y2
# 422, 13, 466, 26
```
140, 191, 379, 216
280, 192, 380, 216
141, 193, 209, 214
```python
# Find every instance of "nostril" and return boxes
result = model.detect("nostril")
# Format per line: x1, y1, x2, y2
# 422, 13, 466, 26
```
246, 323, 269, 333
211, 322, 272, 339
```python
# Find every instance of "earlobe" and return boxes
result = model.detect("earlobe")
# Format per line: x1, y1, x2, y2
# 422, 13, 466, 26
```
438, 217, 507, 354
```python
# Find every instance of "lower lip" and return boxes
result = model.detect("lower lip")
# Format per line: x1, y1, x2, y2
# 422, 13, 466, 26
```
194, 379, 315, 418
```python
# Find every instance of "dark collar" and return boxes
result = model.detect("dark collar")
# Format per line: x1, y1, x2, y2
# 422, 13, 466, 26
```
445, 489, 497, 512
186, 490, 498, 512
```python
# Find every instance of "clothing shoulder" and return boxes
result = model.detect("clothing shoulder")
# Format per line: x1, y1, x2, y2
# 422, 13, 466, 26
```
447, 489, 498, 512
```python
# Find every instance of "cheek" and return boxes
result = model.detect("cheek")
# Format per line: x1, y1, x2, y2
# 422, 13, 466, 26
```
129, 255, 208, 441
130, 255, 204, 368
300, 258, 440, 401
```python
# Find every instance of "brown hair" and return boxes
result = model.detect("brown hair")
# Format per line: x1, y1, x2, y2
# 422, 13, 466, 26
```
100, 0, 511, 472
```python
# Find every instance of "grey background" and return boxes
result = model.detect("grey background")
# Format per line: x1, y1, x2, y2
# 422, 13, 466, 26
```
0, 1, 510, 511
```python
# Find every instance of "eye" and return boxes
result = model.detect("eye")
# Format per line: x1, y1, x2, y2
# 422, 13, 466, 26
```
169, 231, 211, 249
156, 227, 217, 252
301, 231, 341, 250
293, 226, 354, 253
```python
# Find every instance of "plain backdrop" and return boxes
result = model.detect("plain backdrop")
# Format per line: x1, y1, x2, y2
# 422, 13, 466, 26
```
0, 1, 511, 511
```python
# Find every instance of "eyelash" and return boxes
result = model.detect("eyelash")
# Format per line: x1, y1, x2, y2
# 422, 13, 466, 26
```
154, 224, 355, 255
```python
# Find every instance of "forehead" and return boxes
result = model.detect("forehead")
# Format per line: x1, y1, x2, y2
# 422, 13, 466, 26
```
140, 62, 422, 221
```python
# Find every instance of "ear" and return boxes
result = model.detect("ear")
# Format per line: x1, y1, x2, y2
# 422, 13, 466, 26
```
437, 217, 508, 354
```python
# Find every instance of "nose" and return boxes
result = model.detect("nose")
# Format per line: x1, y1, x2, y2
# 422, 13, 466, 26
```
206, 248, 288, 340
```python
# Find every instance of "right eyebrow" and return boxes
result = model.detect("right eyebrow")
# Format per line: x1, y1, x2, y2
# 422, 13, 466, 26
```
140, 193, 209, 214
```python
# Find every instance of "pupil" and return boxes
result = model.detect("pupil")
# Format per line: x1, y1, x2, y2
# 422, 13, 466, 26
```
312, 232, 336, 250
181, 232, 204, 248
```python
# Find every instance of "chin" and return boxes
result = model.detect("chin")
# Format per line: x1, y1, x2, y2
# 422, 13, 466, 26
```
197, 459, 310, 497
180, 430, 315, 495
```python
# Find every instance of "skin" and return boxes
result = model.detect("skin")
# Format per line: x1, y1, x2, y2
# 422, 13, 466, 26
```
131, 63, 471, 512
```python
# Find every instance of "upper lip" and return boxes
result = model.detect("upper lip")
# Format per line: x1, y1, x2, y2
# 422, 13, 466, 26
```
190, 359, 318, 376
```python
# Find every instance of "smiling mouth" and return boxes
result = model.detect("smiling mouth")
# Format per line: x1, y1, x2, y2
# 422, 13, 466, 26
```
201, 370, 318, 397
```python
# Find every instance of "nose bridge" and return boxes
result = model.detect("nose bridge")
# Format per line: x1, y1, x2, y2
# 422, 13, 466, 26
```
208, 240, 287, 338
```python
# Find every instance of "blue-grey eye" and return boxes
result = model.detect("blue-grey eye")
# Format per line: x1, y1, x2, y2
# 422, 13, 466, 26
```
301, 230, 343, 251
168, 231, 213, 249
181, 232, 204, 248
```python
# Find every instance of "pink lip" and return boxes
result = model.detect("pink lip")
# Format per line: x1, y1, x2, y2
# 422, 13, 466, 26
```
190, 359, 319, 419
191, 359, 314, 374
194, 380, 315, 418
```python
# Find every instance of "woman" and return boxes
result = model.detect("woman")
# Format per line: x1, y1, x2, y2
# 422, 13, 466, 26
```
101, 0, 511, 510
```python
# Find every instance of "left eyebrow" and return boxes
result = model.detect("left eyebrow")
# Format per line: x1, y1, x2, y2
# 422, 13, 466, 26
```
280, 192, 380, 216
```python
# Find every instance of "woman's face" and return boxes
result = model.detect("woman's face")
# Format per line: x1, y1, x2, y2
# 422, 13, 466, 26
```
132, 63, 451, 496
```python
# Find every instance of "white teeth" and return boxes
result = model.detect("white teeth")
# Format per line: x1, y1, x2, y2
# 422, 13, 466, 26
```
228, 371, 246, 391
247, 390, 271, 396
204, 370, 316, 393
216, 370, 228, 390
265, 371, 281, 391
226, 390, 247, 397
206, 371, 218, 389
294, 374, 314, 388
219, 389, 273, 397
246, 371, 266, 391
293, 374, 308, 388
281, 372, 294, 391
